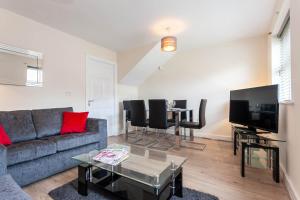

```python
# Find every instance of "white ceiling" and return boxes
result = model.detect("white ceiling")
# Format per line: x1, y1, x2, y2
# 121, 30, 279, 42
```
0, 0, 278, 52
121, 43, 175, 85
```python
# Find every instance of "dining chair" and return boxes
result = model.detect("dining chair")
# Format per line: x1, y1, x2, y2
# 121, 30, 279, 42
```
180, 99, 207, 130
180, 99, 207, 150
123, 100, 135, 139
123, 100, 132, 122
149, 99, 175, 129
170, 100, 187, 123
148, 99, 175, 150
130, 100, 147, 128
129, 100, 153, 146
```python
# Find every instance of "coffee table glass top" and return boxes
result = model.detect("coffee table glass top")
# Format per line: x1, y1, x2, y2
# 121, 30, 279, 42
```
72, 144, 187, 188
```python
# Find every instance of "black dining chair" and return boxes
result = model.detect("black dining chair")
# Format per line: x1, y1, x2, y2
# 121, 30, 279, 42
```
130, 100, 148, 129
148, 99, 175, 150
149, 99, 175, 130
123, 100, 132, 122
180, 99, 207, 149
123, 100, 135, 139
170, 100, 187, 122
129, 100, 154, 146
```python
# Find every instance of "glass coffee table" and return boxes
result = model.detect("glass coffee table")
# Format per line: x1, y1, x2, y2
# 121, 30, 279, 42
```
72, 144, 187, 200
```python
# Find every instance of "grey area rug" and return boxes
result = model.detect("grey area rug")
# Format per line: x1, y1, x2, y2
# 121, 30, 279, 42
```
49, 179, 218, 200
126, 131, 207, 152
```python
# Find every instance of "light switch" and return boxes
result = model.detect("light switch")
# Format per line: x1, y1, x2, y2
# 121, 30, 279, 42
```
65, 91, 72, 96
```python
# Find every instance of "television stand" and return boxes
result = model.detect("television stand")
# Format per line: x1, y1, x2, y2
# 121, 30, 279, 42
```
241, 142, 280, 183
232, 126, 273, 155
233, 126, 259, 155
232, 125, 285, 183
247, 126, 257, 132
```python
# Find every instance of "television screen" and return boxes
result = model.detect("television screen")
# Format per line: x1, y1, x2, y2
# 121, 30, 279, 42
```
229, 85, 279, 133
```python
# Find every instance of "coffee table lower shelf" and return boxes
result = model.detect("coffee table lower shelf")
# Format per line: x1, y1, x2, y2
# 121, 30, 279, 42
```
77, 163, 183, 200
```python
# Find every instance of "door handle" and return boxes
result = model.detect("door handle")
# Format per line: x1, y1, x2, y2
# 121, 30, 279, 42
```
88, 99, 95, 106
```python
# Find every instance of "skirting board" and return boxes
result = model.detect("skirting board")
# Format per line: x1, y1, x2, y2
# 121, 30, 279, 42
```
197, 134, 231, 142
281, 165, 300, 200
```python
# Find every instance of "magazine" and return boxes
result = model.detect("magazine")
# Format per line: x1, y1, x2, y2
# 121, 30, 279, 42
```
93, 144, 129, 166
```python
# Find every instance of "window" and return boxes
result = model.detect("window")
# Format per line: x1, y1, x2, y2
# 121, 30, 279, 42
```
26, 66, 43, 86
272, 19, 292, 102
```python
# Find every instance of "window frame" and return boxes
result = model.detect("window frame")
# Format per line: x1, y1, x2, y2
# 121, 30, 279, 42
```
26, 65, 43, 87
271, 14, 293, 104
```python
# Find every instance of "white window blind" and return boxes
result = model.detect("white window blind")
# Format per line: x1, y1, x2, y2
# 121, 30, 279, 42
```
272, 20, 292, 102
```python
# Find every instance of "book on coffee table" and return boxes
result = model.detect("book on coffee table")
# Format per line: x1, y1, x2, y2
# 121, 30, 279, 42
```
93, 144, 129, 166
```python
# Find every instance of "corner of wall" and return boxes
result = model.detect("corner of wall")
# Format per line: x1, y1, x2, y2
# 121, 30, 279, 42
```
281, 165, 300, 200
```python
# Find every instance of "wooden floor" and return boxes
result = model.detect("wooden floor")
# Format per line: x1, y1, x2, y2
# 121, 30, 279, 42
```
23, 136, 290, 200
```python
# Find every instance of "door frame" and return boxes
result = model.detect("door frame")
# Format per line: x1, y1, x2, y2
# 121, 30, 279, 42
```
85, 54, 118, 135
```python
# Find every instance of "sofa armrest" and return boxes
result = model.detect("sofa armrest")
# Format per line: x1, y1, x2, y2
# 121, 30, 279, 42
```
0, 174, 32, 200
86, 118, 107, 148
0, 144, 7, 176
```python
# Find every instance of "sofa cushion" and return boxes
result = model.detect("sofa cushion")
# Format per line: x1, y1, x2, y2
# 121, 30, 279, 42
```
0, 174, 31, 200
0, 112, 9, 133
5, 111, 37, 143
32, 107, 73, 138
61, 112, 89, 134
7, 139, 57, 166
0, 125, 12, 145
0, 145, 7, 176
47, 132, 100, 152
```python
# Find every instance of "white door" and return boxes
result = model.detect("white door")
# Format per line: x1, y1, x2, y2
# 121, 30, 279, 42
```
86, 56, 116, 136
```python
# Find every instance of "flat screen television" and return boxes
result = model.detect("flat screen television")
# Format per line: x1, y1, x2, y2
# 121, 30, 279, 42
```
229, 85, 279, 133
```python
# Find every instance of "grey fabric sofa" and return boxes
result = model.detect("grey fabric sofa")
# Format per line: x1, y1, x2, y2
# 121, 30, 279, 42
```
0, 175, 31, 200
0, 107, 107, 187
0, 145, 31, 200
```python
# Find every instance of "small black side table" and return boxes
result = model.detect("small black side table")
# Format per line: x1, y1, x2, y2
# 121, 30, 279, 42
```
241, 142, 280, 183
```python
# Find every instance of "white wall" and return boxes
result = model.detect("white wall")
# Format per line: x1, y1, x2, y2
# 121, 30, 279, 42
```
117, 84, 139, 132
139, 36, 269, 139
0, 8, 116, 112
289, 0, 300, 197
0, 8, 140, 135
267, 0, 300, 199
279, 0, 300, 199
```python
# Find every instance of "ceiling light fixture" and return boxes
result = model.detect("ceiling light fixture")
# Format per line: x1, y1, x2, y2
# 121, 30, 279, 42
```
161, 27, 177, 52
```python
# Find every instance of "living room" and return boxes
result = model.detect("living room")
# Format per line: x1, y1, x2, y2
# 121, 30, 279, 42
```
0, 0, 299, 200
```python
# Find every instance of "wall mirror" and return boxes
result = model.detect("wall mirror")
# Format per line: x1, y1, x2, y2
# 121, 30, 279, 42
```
0, 43, 43, 87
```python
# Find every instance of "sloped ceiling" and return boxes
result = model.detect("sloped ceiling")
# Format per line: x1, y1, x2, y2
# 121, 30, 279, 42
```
0, 0, 278, 52
120, 43, 175, 85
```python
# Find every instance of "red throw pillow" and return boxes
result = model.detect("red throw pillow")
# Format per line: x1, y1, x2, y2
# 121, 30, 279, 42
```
60, 112, 89, 134
0, 125, 12, 145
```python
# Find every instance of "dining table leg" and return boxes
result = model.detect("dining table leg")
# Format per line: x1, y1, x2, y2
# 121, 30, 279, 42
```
124, 110, 129, 141
189, 110, 194, 141
125, 120, 129, 141
174, 111, 181, 148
